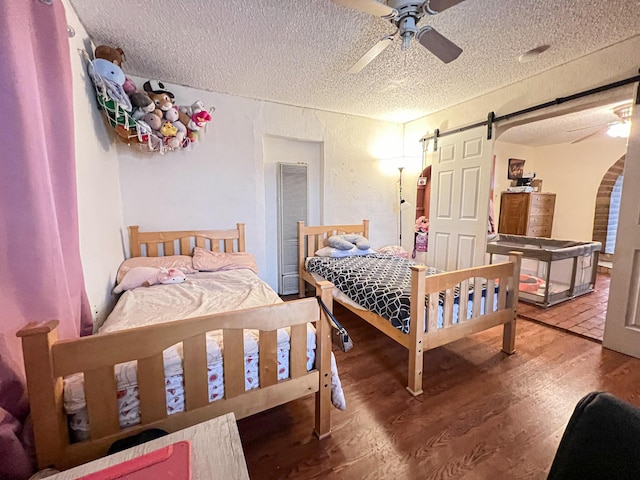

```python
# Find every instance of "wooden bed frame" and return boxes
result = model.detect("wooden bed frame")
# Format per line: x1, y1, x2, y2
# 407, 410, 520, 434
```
18, 224, 334, 471
298, 220, 522, 396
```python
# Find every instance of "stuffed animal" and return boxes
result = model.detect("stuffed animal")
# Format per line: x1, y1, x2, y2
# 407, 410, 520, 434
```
179, 101, 212, 131
326, 234, 370, 251
157, 268, 186, 285
148, 92, 174, 118
90, 59, 132, 111
130, 91, 155, 120
164, 107, 187, 144
123, 77, 137, 95
94, 45, 126, 67
113, 267, 185, 294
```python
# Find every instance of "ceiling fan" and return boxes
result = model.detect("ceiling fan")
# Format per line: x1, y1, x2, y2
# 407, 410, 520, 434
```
569, 104, 634, 144
333, 0, 466, 74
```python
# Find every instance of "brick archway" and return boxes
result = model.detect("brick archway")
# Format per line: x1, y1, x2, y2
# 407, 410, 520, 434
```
593, 155, 625, 255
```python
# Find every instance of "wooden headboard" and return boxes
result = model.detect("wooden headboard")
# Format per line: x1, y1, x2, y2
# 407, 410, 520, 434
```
128, 224, 246, 257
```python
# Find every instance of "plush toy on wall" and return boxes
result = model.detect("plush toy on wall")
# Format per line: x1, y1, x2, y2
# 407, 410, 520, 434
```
85, 46, 214, 154
94, 45, 125, 66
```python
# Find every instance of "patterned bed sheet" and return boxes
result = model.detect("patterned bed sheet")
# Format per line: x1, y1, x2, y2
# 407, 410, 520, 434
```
63, 270, 327, 440
306, 254, 497, 333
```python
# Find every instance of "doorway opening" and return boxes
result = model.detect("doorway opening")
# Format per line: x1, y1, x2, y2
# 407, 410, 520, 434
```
493, 100, 632, 342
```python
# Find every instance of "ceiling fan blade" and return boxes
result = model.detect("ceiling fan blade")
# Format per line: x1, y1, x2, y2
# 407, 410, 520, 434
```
332, 0, 396, 18
347, 35, 394, 74
416, 27, 462, 63
566, 121, 616, 133
571, 128, 605, 144
426, 0, 466, 14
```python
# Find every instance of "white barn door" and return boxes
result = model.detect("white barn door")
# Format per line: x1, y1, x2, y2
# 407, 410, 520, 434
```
603, 102, 640, 359
427, 126, 494, 271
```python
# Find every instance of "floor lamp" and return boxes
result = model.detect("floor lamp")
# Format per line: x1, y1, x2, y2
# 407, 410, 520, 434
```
398, 166, 406, 245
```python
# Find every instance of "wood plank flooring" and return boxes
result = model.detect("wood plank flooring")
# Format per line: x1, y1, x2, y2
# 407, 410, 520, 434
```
237, 303, 640, 479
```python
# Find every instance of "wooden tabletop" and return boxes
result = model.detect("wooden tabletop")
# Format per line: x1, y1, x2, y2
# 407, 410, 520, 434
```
49, 413, 250, 479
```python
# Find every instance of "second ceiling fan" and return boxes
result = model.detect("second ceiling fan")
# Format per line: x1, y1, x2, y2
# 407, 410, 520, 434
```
334, 0, 467, 73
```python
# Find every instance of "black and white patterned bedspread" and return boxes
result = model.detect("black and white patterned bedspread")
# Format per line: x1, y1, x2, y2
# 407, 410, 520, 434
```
306, 254, 442, 333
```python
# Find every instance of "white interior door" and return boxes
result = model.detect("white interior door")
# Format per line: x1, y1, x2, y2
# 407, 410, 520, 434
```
603, 102, 640, 358
427, 126, 493, 271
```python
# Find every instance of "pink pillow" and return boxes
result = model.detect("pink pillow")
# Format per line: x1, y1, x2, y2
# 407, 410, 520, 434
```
116, 255, 196, 283
192, 247, 258, 273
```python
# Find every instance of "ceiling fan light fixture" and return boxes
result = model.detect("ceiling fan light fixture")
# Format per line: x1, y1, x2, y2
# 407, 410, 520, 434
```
518, 44, 550, 64
607, 121, 631, 138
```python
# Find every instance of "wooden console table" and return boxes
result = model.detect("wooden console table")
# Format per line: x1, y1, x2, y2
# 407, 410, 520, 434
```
49, 413, 250, 479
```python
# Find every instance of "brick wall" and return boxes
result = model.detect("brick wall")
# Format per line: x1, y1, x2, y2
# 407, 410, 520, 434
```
593, 155, 625, 254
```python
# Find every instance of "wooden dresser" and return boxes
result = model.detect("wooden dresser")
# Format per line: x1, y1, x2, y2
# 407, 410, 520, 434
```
498, 192, 556, 237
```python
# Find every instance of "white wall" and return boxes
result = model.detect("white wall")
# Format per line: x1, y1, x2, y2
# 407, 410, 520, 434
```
63, 0, 126, 325
534, 136, 628, 241
117, 79, 404, 290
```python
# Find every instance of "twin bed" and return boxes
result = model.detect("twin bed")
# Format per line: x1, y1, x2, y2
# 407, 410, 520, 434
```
19, 220, 521, 471
298, 220, 522, 396
18, 224, 335, 471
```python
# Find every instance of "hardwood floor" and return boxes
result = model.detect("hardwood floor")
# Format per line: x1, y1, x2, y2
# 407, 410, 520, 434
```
518, 273, 610, 342
238, 303, 640, 479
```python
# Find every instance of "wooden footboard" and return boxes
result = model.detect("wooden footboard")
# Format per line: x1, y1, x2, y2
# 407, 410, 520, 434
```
298, 220, 522, 396
18, 283, 334, 471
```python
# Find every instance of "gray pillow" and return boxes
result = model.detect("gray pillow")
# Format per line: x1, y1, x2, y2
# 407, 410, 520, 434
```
327, 234, 370, 250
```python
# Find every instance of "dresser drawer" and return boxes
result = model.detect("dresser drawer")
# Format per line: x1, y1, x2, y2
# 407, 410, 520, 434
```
530, 194, 555, 208
527, 225, 552, 237
528, 214, 553, 227
529, 205, 554, 216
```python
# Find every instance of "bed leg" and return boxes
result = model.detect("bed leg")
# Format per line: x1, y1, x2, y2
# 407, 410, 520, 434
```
314, 281, 333, 439
16, 320, 68, 470
407, 266, 425, 396
503, 252, 522, 355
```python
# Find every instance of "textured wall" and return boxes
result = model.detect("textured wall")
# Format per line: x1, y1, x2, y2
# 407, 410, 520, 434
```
63, 0, 125, 326
117, 78, 403, 290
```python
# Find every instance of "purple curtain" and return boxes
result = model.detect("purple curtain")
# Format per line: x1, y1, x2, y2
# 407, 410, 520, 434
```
0, 1, 93, 478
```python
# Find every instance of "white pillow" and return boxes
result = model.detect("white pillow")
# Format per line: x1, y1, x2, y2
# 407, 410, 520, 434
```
315, 246, 377, 258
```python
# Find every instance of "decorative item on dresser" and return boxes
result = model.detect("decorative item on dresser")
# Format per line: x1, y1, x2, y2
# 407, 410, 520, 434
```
498, 192, 556, 237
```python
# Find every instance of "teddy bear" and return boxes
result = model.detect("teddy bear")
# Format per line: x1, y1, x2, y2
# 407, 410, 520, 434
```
147, 92, 174, 118
94, 45, 126, 67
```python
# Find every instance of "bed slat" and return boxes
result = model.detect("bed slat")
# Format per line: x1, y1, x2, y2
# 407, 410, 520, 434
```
224, 239, 233, 253
183, 335, 209, 410
223, 330, 245, 398
427, 292, 439, 332
486, 278, 495, 314
147, 243, 158, 257
180, 237, 190, 255
498, 277, 507, 311
259, 330, 278, 388
84, 366, 120, 439
443, 288, 454, 328
472, 277, 483, 319
164, 241, 175, 256
196, 236, 206, 249
290, 324, 307, 379
459, 279, 469, 321
138, 354, 167, 423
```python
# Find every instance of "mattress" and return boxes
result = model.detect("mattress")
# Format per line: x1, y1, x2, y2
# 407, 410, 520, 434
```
306, 255, 498, 333
64, 270, 337, 440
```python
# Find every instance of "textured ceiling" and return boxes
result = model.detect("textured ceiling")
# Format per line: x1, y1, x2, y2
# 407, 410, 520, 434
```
68, 0, 640, 123
499, 100, 634, 146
